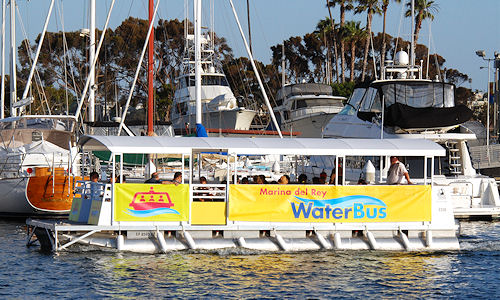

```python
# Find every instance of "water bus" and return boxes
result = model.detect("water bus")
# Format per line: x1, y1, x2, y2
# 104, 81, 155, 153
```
27, 135, 459, 253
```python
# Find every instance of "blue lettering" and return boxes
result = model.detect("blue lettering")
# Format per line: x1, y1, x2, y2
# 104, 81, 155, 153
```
332, 208, 343, 219
354, 203, 365, 219
344, 208, 352, 219
324, 205, 332, 219
312, 207, 324, 219
366, 207, 377, 219
291, 202, 313, 218
378, 207, 387, 218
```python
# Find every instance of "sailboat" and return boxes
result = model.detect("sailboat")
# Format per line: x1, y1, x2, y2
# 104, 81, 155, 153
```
0, 0, 82, 216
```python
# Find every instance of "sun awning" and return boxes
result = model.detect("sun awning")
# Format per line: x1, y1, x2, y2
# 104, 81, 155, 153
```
79, 135, 445, 157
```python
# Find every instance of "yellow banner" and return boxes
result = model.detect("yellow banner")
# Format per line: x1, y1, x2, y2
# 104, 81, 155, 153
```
114, 183, 189, 222
229, 185, 431, 223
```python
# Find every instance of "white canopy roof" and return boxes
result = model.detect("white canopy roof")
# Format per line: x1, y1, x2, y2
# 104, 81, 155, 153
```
79, 135, 445, 157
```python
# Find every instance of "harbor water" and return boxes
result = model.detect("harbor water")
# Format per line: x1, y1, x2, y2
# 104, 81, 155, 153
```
0, 219, 498, 298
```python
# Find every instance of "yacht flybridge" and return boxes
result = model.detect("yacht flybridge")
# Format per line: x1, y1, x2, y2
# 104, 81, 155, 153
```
322, 51, 500, 219
274, 83, 345, 138
170, 33, 257, 133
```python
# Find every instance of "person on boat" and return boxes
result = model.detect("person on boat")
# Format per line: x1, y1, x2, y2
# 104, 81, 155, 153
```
259, 174, 268, 184
162, 172, 183, 185
298, 174, 307, 184
173, 172, 182, 184
145, 172, 162, 184
255, 175, 264, 184
278, 175, 290, 184
319, 171, 328, 184
112, 174, 126, 183
329, 161, 343, 185
241, 177, 249, 184
196, 176, 210, 202
387, 156, 412, 185
90, 171, 99, 183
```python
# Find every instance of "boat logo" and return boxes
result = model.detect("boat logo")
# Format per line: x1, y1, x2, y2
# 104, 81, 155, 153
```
125, 187, 180, 217
291, 195, 387, 220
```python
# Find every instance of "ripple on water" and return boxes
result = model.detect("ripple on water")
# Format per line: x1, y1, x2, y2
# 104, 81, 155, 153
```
0, 220, 499, 298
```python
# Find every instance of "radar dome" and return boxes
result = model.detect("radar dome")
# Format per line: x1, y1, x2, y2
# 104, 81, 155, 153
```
394, 51, 409, 65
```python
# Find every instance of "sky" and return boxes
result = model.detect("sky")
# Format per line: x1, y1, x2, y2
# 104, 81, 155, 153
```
3, 0, 500, 92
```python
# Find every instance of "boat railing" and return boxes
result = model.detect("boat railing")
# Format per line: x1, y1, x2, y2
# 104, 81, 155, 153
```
74, 180, 106, 202
191, 183, 226, 202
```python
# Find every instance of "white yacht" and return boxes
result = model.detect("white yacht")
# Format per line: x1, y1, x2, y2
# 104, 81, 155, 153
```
321, 51, 500, 219
170, 33, 256, 133
273, 83, 345, 137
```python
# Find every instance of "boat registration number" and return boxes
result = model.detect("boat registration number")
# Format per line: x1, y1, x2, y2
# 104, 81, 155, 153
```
127, 230, 155, 239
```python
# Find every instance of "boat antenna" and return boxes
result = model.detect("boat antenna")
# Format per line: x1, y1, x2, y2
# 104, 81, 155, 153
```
228, 0, 282, 138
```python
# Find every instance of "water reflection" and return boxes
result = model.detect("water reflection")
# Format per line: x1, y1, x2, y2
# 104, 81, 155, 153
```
79, 250, 464, 298
0, 221, 498, 298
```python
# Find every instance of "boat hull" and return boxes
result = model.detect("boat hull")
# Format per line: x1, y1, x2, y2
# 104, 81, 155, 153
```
171, 109, 256, 131
0, 174, 79, 216
281, 113, 337, 138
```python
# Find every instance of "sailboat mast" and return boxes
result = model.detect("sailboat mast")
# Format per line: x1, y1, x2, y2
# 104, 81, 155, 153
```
9, 0, 16, 117
1, 0, 5, 119
147, 0, 154, 135
281, 42, 285, 88
246, 0, 252, 55
89, 0, 95, 122
410, 0, 415, 67
194, 0, 202, 125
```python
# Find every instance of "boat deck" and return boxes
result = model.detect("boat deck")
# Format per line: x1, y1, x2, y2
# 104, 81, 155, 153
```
26, 218, 459, 253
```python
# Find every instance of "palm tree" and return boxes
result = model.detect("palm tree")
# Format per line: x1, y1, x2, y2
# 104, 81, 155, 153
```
380, 0, 401, 71
327, 0, 354, 83
326, 0, 339, 82
315, 18, 336, 84
405, 0, 439, 44
340, 21, 366, 82
355, 0, 382, 82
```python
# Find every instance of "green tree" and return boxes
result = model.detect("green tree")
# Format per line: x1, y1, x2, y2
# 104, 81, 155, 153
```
405, 0, 439, 44
355, 0, 382, 82
380, 0, 401, 70
340, 21, 366, 82
315, 18, 335, 83
327, 0, 354, 83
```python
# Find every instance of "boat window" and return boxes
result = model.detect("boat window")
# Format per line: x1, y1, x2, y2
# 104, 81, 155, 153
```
304, 98, 344, 108
359, 87, 379, 112
338, 88, 366, 116
220, 77, 229, 87
283, 111, 289, 120
296, 100, 307, 109
381, 82, 455, 108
